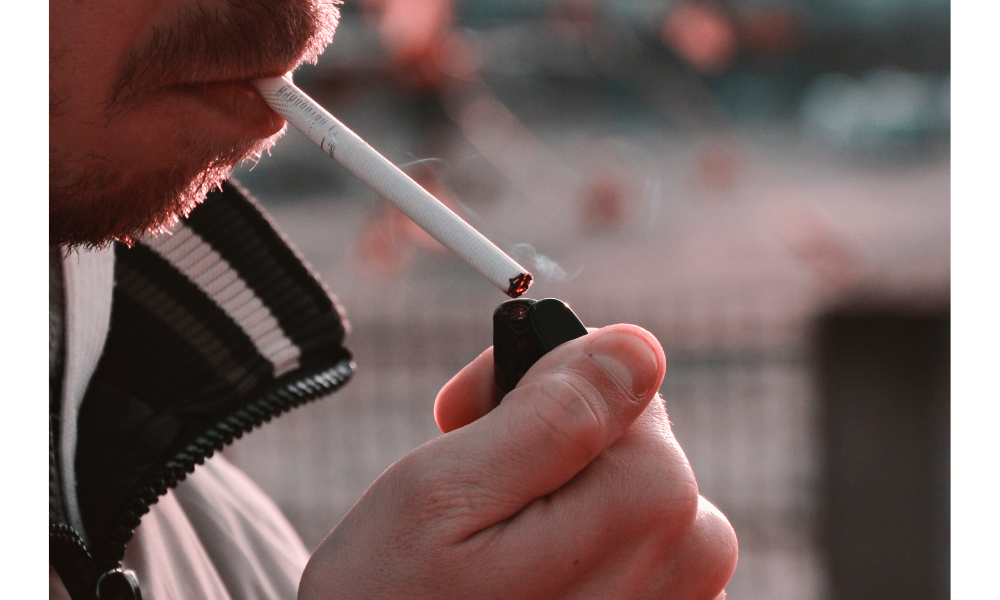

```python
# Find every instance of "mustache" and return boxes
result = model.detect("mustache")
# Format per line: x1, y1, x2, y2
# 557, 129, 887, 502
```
106, 0, 341, 116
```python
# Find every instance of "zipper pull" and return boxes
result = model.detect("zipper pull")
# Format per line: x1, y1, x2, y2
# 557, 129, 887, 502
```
96, 567, 142, 600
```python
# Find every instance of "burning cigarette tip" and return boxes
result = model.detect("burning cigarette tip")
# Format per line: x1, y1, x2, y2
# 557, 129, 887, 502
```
507, 273, 533, 298
254, 76, 531, 298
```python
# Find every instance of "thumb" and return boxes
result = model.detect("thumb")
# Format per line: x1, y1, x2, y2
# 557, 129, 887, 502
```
425, 324, 666, 527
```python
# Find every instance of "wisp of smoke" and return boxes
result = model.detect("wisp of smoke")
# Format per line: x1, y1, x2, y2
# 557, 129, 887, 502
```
509, 243, 583, 283
399, 157, 450, 171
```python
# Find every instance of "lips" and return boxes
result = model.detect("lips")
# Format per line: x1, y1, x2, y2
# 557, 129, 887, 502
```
173, 79, 287, 139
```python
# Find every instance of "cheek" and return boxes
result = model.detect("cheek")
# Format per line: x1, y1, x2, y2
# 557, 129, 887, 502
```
50, 1, 155, 98
56, 0, 216, 120
50, 1, 162, 164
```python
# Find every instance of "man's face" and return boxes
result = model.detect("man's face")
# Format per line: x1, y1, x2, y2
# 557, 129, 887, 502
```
50, 0, 340, 248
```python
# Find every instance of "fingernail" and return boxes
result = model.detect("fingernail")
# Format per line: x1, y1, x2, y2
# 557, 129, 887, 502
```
590, 330, 661, 399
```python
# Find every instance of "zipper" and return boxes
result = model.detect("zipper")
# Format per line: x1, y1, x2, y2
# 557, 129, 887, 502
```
49, 523, 94, 563
50, 522, 98, 599
51, 522, 95, 567
92, 358, 355, 568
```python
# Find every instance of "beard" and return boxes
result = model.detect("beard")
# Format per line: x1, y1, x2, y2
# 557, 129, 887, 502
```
49, 128, 281, 251
49, 0, 341, 250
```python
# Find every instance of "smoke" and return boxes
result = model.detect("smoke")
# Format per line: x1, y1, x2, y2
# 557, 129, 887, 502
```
398, 157, 450, 171
509, 243, 582, 282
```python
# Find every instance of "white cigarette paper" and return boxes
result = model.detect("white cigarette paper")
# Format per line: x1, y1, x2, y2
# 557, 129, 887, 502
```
254, 76, 532, 298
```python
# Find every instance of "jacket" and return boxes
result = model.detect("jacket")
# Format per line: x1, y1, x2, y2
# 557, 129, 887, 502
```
49, 181, 355, 600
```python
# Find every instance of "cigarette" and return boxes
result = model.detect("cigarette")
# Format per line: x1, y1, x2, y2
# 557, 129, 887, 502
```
253, 76, 532, 298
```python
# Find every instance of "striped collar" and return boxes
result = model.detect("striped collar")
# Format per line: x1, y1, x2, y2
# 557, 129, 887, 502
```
66, 180, 354, 569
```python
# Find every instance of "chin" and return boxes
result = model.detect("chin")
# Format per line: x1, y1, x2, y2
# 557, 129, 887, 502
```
50, 128, 283, 250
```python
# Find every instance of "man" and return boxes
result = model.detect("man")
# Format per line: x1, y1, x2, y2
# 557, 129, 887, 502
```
50, 1, 738, 598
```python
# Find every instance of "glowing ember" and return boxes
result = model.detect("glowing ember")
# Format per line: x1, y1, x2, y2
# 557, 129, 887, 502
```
507, 273, 533, 298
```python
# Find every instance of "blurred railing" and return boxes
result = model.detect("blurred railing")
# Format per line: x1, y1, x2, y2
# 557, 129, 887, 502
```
224, 4, 948, 597
227, 275, 827, 598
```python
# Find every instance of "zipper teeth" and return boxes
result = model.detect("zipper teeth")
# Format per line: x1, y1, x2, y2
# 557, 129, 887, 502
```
50, 521, 99, 588
96, 359, 354, 566
51, 522, 93, 557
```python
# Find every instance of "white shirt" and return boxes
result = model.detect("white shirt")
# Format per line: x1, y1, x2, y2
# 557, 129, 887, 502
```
51, 248, 310, 600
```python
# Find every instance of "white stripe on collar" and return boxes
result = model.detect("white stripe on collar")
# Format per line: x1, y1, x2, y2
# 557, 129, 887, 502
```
60, 247, 116, 544
145, 224, 302, 377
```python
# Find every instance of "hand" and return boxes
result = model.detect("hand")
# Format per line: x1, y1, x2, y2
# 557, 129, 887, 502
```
299, 324, 737, 599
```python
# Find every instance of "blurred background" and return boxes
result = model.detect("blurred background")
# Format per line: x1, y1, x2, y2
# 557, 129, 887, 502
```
224, 1, 950, 598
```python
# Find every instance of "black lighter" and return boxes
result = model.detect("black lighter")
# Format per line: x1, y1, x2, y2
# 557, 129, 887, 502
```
493, 298, 589, 404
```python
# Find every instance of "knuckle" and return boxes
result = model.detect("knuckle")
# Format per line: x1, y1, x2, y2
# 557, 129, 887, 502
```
392, 446, 506, 542
670, 470, 701, 525
630, 493, 737, 599
393, 452, 475, 525
618, 443, 700, 545
526, 371, 606, 456
683, 499, 740, 598
644, 472, 701, 545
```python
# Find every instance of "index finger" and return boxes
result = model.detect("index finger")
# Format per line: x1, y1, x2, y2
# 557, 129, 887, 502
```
434, 346, 496, 433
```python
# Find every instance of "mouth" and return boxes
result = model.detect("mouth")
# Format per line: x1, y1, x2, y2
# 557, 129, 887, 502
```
170, 78, 288, 139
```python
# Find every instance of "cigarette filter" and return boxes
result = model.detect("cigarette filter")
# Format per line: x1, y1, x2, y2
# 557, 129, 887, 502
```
254, 76, 532, 298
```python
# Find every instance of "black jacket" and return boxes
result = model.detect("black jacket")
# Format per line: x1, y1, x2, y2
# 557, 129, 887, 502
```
50, 181, 354, 600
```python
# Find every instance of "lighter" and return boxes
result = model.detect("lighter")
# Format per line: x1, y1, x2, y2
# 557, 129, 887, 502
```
493, 298, 589, 404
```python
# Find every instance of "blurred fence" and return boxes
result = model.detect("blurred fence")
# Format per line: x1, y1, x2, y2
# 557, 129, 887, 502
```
222, 4, 948, 596
226, 252, 826, 598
